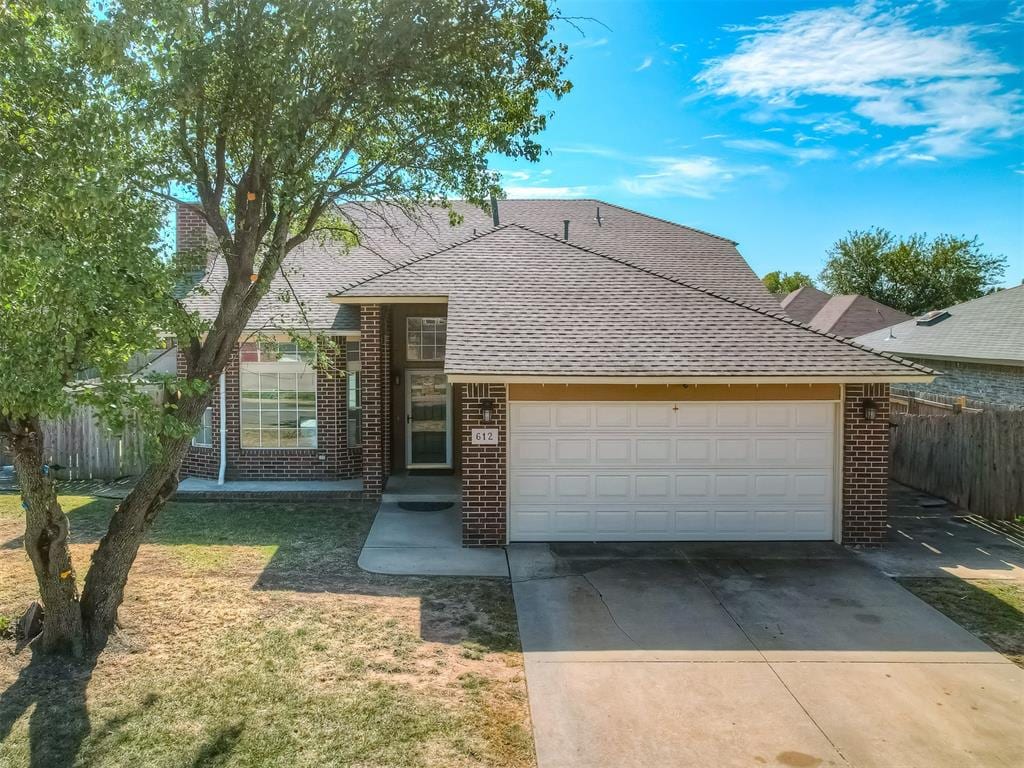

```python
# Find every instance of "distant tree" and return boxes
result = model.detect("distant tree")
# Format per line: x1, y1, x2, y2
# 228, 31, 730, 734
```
819, 228, 1006, 316
762, 270, 814, 295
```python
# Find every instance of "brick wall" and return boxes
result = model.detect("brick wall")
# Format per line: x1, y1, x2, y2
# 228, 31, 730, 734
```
178, 339, 359, 481
842, 383, 890, 545
360, 305, 385, 497
894, 358, 1024, 410
461, 383, 507, 547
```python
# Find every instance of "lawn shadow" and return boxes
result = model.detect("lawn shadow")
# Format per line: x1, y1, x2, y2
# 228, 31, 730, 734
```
0, 649, 96, 768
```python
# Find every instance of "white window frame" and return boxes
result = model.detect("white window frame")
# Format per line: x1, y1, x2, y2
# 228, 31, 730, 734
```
346, 340, 361, 447
406, 317, 447, 362
192, 407, 214, 448
239, 341, 318, 450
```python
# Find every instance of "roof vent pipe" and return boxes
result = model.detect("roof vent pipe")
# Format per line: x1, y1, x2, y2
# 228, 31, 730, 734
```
595, 206, 603, 226
490, 193, 500, 226
563, 220, 570, 240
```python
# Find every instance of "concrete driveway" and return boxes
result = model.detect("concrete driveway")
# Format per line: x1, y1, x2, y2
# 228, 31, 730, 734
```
509, 542, 1023, 768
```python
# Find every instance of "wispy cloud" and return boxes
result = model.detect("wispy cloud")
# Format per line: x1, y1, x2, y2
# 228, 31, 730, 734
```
697, 2, 1023, 163
570, 36, 608, 50
620, 155, 769, 198
724, 138, 835, 162
635, 56, 653, 72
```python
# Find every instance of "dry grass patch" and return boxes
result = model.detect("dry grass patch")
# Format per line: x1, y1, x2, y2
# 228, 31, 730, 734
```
0, 493, 533, 768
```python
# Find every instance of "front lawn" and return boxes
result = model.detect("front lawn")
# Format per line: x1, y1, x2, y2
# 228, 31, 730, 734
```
0, 493, 533, 768
899, 577, 1024, 668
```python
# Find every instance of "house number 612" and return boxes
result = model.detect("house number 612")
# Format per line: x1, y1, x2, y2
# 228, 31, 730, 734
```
471, 428, 499, 445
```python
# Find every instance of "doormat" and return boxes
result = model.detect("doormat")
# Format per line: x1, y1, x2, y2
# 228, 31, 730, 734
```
398, 501, 455, 512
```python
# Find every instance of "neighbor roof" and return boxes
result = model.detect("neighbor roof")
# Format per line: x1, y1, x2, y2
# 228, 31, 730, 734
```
182, 199, 778, 331
854, 285, 1024, 366
807, 294, 911, 338
779, 284, 831, 323
333, 224, 933, 381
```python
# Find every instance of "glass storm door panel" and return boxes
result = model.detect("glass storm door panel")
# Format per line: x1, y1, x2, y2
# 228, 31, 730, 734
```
407, 371, 450, 467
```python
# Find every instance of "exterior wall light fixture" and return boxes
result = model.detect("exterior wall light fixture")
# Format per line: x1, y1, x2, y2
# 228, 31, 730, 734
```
481, 399, 495, 423
862, 399, 879, 421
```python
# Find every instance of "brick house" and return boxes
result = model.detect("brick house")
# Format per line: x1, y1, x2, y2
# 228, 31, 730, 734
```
177, 199, 933, 547
855, 285, 1024, 410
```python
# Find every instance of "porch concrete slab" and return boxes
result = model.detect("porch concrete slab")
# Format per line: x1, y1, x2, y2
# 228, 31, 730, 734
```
693, 556, 1003, 663
525, 660, 847, 768
381, 472, 461, 502
176, 477, 363, 493
773, 661, 1024, 768
357, 503, 508, 578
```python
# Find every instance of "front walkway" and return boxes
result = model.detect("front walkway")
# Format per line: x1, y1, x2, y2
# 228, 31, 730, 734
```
509, 542, 1022, 768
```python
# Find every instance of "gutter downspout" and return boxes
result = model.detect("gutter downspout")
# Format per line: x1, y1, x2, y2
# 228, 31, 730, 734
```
217, 371, 227, 485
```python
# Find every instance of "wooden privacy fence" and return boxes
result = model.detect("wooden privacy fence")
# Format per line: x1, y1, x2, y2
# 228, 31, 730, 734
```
890, 410, 1024, 521
39, 403, 151, 481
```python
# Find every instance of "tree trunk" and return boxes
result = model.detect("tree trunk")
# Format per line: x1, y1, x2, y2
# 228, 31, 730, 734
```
7, 420, 85, 657
79, 425, 198, 649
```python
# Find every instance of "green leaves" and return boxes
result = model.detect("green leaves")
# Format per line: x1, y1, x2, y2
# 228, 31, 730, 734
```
762, 270, 815, 295
819, 228, 1007, 316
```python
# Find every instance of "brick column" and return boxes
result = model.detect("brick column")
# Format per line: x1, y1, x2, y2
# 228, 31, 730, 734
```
842, 383, 890, 546
461, 383, 507, 547
381, 309, 393, 477
360, 305, 385, 498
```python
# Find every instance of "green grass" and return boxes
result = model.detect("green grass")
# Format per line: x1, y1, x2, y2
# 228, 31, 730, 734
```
0, 492, 533, 768
899, 577, 1024, 667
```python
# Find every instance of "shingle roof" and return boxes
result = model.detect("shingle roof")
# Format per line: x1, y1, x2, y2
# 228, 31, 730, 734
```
808, 294, 911, 338
780, 284, 831, 323
334, 224, 933, 380
182, 199, 778, 331
854, 285, 1024, 366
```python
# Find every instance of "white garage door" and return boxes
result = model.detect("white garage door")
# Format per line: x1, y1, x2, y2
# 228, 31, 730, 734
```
508, 401, 837, 542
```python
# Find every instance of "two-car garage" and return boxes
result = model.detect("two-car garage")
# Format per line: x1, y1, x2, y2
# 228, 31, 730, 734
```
508, 398, 839, 542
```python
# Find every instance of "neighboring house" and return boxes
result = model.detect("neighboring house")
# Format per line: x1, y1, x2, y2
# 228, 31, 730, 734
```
855, 286, 1024, 409
177, 199, 933, 547
780, 285, 911, 338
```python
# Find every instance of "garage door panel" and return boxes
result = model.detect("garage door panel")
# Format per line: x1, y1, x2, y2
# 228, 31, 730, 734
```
509, 402, 836, 542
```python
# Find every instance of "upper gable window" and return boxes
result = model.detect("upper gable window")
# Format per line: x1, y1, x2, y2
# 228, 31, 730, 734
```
407, 318, 446, 361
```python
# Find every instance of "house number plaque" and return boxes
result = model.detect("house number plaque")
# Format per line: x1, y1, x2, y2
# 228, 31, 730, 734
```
471, 428, 499, 445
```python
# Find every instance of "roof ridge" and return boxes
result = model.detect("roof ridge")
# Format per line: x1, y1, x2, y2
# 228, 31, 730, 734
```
506, 224, 935, 376
587, 199, 739, 245
329, 222, 510, 294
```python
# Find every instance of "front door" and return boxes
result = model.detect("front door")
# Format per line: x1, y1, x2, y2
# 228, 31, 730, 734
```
406, 371, 451, 468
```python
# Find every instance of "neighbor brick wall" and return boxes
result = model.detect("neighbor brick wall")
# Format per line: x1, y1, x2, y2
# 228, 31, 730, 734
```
842, 383, 890, 545
461, 383, 508, 547
360, 305, 386, 497
178, 339, 358, 481
894, 359, 1024, 410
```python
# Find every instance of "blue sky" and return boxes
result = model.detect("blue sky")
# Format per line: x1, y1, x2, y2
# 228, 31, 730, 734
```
493, 0, 1024, 285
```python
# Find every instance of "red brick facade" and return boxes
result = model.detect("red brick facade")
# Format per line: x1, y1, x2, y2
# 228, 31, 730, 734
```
460, 383, 508, 547
359, 305, 387, 498
841, 383, 891, 545
179, 340, 359, 481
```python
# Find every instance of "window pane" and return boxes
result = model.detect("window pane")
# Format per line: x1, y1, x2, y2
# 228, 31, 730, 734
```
241, 428, 261, 448
239, 342, 317, 449
407, 318, 446, 361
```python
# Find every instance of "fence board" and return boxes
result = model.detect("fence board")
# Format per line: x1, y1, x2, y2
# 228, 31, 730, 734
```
891, 411, 1024, 521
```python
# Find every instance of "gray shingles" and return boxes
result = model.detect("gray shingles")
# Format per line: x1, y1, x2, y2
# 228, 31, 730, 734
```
182, 199, 778, 330
335, 224, 932, 379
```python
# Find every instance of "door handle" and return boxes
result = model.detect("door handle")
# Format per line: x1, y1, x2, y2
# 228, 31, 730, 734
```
406, 414, 411, 424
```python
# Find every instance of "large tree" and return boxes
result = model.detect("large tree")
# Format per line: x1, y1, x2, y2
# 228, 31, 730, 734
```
52, 0, 569, 651
819, 228, 1006, 316
0, 1, 173, 655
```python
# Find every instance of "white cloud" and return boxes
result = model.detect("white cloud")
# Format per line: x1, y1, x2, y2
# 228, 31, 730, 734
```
763, 127, 784, 133
724, 138, 835, 162
635, 56, 653, 72
669, 43, 687, 52
906, 153, 938, 162
504, 185, 590, 199
697, 2, 1023, 163
620, 155, 768, 198
812, 115, 866, 136
570, 37, 608, 50
497, 170, 531, 182
701, 133, 729, 140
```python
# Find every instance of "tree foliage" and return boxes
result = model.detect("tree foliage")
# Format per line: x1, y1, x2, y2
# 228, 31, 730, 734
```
0, 0, 174, 655
762, 270, 814, 296
819, 228, 1006, 316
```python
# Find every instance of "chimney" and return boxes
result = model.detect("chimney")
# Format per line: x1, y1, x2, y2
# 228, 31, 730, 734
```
175, 202, 216, 274
563, 220, 570, 240
489, 193, 500, 226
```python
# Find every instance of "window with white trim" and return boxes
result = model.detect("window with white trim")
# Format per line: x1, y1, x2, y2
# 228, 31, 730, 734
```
346, 340, 361, 447
406, 317, 446, 361
239, 341, 317, 449
193, 407, 214, 447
